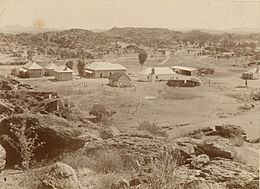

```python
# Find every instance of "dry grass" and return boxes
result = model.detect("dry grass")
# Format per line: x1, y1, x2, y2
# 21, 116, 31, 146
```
60, 150, 94, 169
61, 149, 124, 174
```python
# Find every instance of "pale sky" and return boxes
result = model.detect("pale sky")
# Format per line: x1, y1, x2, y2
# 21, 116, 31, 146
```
0, 0, 260, 30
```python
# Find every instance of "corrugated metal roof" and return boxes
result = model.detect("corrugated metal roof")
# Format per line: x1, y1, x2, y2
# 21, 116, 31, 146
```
172, 66, 198, 72
140, 67, 176, 75
54, 65, 73, 73
45, 63, 58, 70
85, 62, 126, 71
23, 62, 42, 70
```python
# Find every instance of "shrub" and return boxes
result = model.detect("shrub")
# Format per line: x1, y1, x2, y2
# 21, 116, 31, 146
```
89, 103, 115, 123
138, 121, 167, 137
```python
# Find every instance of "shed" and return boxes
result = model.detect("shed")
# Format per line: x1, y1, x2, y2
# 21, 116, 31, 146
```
45, 63, 58, 76
22, 62, 43, 78
44, 98, 61, 112
54, 66, 73, 81
139, 67, 176, 82
171, 66, 198, 76
84, 62, 126, 78
109, 72, 131, 87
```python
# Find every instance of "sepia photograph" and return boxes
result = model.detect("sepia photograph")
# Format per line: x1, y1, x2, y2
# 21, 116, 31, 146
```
0, 0, 259, 188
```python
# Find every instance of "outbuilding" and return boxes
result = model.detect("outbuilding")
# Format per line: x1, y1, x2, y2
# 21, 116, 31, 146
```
21, 61, 43, 78
109, 72, 131, 87
172, 66, 198, 76
84, 62, 126, 78
45, 63, 58, 76
54, 65, 73, 81
139, 67, 177, 82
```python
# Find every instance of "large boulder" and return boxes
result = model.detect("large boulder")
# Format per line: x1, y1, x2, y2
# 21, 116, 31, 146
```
0, 144, 6, 171
200, 158, 259, 189
175, 158, 259, 189
194, 139, 234, 159
0, 114, 85, 167
37, 162, 81, 189
215, 125, 245, 138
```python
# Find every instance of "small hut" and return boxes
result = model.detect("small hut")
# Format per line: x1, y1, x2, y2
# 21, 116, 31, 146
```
20, 62, 43, 78
54, 65, 73, 81
109, 72, 131, 87
45, 63, 58, 76
139, 67, 176, 82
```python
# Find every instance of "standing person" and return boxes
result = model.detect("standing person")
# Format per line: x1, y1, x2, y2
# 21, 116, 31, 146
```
245, 79, 248, 87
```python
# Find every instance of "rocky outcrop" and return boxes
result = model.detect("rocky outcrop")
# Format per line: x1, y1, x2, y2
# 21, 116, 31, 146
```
0, 114, 85, 167
190, 154, 210, 169
200, 158, 259, 189
215, 125, 245, 138
194, 138, 234, 159
37, 162, 81, 189
84, 134, 187, 165
0, 145, 6, 171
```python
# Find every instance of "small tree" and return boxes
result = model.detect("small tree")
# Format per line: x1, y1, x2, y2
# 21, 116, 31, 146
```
65, 60, 74, 69
89, 103, 115, 123
77, 60, 85, 76
138, 49, 148, 70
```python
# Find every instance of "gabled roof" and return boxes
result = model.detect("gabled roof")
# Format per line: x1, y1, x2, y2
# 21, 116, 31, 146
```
45, 63, 58, 70
172, 66, 198, 72
23, 62, 42, 70
140, 67, 176, 75
54, 65, 73, 73
109, 72, 130, 81
85, 62, 126, 71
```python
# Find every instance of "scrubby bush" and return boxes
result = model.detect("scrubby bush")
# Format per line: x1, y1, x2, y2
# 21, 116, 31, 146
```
138, 121, 167, 137
89, 103, 115, 123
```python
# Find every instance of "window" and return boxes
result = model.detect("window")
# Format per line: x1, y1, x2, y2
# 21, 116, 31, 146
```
100, 73, 102, 78
147, 75, 149, 79
156, 76, 158, 79
109, 73, 112, 77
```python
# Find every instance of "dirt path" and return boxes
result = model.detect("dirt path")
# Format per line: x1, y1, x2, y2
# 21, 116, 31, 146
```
158, 51, 171, 65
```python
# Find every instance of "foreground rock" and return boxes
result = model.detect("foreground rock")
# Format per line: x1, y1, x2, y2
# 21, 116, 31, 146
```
38, 162, 81, 189
0, 144, 6, 171
83, 133, 193, 165
0, 114, 85, 167
215, 125, 245, 138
